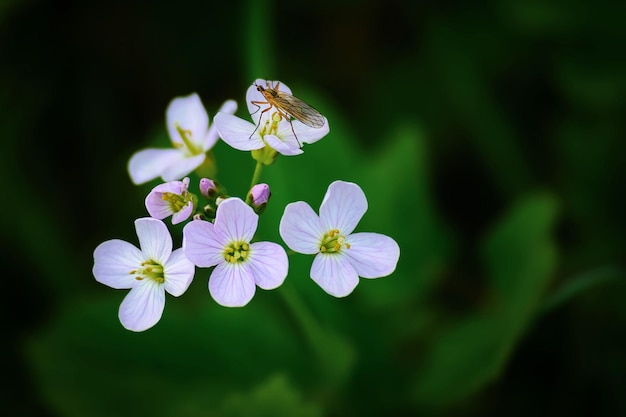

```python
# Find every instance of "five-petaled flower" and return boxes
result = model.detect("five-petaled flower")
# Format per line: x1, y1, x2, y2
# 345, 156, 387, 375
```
128, 93, 237, 184
145, 177, 196, 225
183, 197, 288, 307
279, 180, 400, 297
93, 218, 195, 332
214, 79, 329, 157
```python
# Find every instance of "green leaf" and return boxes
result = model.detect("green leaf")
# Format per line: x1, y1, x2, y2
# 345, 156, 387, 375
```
354, 124, 452, 308
26, 296, 319, 417
413, 193, 558, 408
219, 374, 323, 417
538, 265, 625, 315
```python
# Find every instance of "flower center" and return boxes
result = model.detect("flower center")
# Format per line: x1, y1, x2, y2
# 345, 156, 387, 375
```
130, 260, 165, 283
258, 111, 282, 138
320, 229, 350, 254
162, 189, 192, 213
174, 122, 202, 156
224, 241, 250, 264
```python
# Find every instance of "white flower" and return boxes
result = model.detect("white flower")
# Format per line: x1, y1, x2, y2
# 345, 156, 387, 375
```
183, 197, 288, 307
213, 79, 329, 156
279, 181, 400, 297
93, 218, 195, 331
128, 94, 237, 184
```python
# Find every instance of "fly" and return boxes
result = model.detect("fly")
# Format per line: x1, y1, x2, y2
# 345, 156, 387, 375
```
250, 80, 325, 147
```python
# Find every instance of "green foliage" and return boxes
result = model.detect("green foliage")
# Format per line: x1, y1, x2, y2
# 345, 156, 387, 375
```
413, 194, 558, 408
219, 374, 323, 417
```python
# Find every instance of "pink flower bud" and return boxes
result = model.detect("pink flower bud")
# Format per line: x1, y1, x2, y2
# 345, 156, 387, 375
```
248, 183, 271, 214
199, 178, 217, 198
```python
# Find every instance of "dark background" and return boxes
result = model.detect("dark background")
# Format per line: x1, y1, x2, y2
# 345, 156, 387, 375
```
2, 0, 625, 416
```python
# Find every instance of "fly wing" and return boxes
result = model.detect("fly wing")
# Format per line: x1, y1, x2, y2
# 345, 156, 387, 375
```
272, 93, 326, 129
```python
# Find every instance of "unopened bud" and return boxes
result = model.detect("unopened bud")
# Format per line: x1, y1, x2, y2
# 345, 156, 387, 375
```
199, 178, 218, 198
247, 183, 271, 214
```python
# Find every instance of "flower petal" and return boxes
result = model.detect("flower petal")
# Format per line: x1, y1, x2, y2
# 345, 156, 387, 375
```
214, 113, 265, 151
209, 262, 256, 307
171, 201, 193, 225
166, 93, 208, 149
150, 179, 187, 194
320, 181, 368, 235
246, 79, 293, 126
163, 248, 195, 296
93, 239, 144, 289
127, 148, 182, 185
183, 220, 226, 267
160, 153, 206, 181
287, 117, 330, 146
344, 232, 400, 278
203, 99, 238, 151
310, 254, 359, 297
118, 280, 165, 332
263, 134, 303, 156
145, 191, 174, 220
214, 198, 258, 243
247, 242, 288, 290
279, 202, 323, 254
135, 218, 172, 264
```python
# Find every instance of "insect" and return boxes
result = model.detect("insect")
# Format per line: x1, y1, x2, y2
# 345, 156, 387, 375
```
250, 80, 325, 147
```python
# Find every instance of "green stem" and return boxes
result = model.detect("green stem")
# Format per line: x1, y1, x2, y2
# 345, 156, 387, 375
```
244, 0, 274, 80
279, 281, 325, 357
249, 160, 264, 189
279, 281, 355, 387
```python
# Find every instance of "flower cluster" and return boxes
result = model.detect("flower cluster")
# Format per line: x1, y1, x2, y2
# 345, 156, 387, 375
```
93, 79, 400, 331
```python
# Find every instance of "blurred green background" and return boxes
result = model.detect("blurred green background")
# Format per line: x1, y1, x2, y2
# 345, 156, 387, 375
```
2, 0, 626, 415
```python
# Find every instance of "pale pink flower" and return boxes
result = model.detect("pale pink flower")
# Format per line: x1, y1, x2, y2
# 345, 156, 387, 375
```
128, 94, 236, 184
279, 181, 400, 297
183, 198, 288, 307
93, 218, 195, 331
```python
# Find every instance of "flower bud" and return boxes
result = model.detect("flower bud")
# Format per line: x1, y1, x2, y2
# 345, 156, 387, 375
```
199, 178, 218, 198
247, 183, 271, 214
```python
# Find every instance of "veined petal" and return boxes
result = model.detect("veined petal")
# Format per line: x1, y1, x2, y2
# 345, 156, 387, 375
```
93, 239, 144, 289
150, 179, 187, 194
246, 79, 293, 126
320, 181, 368, 235
214, 198, 258, 243
214, 113, 265, 151
171, 201, 193, 225
247, 242, 288, 290
218, 98, 238, 115
135, 218, 172, 265
202, 99, 238, 151
145, 192, 175, 220
163, 248, 195, 296
209, 262, 256, 307
128, 148, 182, 185
118, 280, 165, 332
160, 153, 205, 181
288, 117, 330, 145
310, 254, 359, 297
344, 232, 400, 278
279, 202, 323, 254
264, 134, 303, 156
166, 93, 209, 149
183, 220, 226, 268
